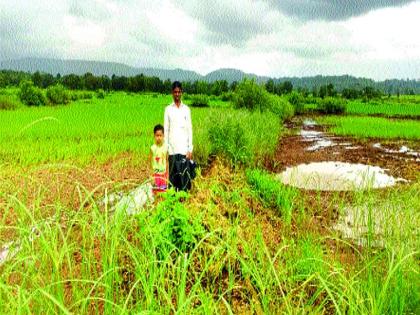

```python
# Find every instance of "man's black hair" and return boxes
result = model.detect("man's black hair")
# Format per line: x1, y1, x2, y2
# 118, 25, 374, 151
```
172, 81, 182, 91
154, 124, 164, 134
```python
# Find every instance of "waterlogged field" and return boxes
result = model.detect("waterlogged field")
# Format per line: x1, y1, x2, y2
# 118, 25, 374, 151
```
346, 99, 420, 118
0, 90, 419, 314
318, 115, 420, 140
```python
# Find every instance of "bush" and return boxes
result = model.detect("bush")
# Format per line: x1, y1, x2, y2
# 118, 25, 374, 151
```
233, 79, 294, 120
318, 97, 347, 114
96, 89, 105, 99
288, 91, 305, 115
220, 91, 234, 102
208, 117, 251, 166
145, 189, 204, 258
18, 80, 46, 106
267, 94, 294, 121
0, 96, 19, 110
189, 94, 209, 107
233, 79, 267, 111
46, 84, 70, 105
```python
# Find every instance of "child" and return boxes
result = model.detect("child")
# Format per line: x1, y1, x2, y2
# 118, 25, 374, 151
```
150, 124, 168, 194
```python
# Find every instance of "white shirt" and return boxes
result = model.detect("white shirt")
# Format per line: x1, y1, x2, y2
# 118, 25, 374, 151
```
164, 102, 193, 155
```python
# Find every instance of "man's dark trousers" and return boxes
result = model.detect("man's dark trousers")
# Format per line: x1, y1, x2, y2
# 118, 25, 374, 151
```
168, 154, 191, 191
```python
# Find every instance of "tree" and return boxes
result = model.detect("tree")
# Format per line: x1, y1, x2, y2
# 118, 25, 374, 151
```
19, 80, 46, 106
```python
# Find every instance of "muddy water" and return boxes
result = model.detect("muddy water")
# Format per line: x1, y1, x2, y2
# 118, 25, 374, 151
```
277, 161, 405, 191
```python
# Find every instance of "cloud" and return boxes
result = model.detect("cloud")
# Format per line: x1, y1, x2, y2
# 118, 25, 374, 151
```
0, 0, 419, 79
268, 0, 417, 21
175, 0, 280, 46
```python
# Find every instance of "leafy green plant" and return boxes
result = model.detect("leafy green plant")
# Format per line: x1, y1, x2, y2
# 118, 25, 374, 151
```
18, 80, 46, 106
318, 97, 347, 114
144, 189, 204, 258
267, 93, 294, 121
97, 89, 105, 99
288, 91, 305, 115
233, 79, 294, 120
46, 84, 70, 105
189, 94, 209, 107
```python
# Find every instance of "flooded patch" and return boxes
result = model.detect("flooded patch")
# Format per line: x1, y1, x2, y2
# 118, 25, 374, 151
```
277, 161, 406, 191
333, 203, 417, 248
373, 143, 420, 160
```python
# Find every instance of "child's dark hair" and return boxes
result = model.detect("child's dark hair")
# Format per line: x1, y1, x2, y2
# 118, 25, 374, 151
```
154, 124, 164, 134
172, 81, 182, 91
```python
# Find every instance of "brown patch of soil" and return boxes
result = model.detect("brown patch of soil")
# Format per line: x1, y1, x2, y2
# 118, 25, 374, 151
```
270, 121, 420, 181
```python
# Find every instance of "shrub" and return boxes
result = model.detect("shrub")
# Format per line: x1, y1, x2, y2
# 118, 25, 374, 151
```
189, 94, 209, 107
46, 84, 70, 105
0, 95, 19, 110
233, 79, 267, 111
145, 189, 204, 258
233, 79, 294, 120
18, 80, 46, 106
267, 94, 294, 121
246, 168, 298, 225
318, 97, 347, 114
97, 89, 105, 99
82, 92, 93, 99
288, 91, 305, 115
208, 117, 251, 166
220, 91, 234, 102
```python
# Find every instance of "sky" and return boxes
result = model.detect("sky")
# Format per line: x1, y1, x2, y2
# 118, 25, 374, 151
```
1, 0, 419, 80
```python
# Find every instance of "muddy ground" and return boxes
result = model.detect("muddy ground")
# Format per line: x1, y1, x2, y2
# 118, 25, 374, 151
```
270, 117, 420, 181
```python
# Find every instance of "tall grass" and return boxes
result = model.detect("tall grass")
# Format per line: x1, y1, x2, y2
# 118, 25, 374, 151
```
1, 168, 418, 313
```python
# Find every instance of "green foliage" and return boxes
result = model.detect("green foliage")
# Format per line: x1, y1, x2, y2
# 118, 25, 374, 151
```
318, 115, 420, 140
145, 189, 204, 258
46, 84, 70, 105
220, 91, 234, 102
189, 94, 209, 107
294, 237, 326, 279
0, 95, 19, 110
246, 168, 298, 225
318, 97, 347, 114
233, 79, 294, 120
266, 94, 294, 121
288, 91, 305, 115
96, 89, 105, 99
208, 117, 251, 166
233, 79, 268, 111
18, 80, 46, 106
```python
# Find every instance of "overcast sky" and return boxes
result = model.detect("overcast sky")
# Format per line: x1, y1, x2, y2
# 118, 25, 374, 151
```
1, 0, 419, 80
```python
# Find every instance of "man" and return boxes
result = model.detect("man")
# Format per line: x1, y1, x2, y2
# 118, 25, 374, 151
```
164, 81, 194, 191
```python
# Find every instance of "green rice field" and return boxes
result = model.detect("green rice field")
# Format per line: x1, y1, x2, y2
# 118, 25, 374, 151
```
0, 89, 419, 314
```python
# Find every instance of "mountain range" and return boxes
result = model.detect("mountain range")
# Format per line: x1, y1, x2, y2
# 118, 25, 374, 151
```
1, 58, 419, 93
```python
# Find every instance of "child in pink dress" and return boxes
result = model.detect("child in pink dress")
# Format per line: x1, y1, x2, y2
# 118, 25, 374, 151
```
150, 124, 168, 194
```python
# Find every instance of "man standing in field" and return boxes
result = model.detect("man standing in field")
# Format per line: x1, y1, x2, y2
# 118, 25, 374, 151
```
164, 81, 194, 191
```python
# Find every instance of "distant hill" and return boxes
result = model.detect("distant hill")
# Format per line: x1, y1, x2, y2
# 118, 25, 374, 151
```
1, 58, 419, 93
0, 58, 202, 82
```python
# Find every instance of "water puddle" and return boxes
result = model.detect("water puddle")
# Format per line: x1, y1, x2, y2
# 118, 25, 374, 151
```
277, 161, 407, 191
373, 143, 420, 162
333, 202, 417, 248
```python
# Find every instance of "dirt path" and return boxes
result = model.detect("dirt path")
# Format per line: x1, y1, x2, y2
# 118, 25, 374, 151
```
271, 117, 420, 181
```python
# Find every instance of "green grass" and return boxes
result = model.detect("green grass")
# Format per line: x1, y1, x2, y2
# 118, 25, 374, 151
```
347, 100, 420, 118
318, 116, 420, 140
0, 91, 280, 167
1, 164, 418, 313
